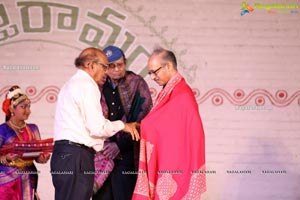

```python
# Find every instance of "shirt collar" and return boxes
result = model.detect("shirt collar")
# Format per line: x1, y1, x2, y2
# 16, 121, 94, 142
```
77, 69, 98, 86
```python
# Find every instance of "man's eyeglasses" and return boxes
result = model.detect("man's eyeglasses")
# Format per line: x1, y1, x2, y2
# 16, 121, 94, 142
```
148, 64, 165, 76
108, 62, 125, 69
94, 61, 109, 69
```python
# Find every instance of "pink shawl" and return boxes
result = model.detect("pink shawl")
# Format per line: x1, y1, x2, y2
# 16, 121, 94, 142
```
133, 73, 206, 199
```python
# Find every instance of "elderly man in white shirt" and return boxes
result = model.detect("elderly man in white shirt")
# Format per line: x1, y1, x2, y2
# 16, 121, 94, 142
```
50, 47, 139, 200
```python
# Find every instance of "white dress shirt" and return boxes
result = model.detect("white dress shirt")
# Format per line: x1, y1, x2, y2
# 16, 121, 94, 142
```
54, 69, 125, 152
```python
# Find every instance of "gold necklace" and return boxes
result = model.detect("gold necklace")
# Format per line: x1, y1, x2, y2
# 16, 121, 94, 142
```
8, 120, 26, 130
7, 120, 26, 141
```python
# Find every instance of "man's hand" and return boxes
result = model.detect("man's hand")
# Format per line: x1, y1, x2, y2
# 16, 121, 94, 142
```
102, 142, 120, 159
122, 122, 140, 141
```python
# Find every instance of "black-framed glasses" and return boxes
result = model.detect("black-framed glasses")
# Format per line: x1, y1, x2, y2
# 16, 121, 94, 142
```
108, 62, 125, 69
148, 64, 165, 76
94, 61, 109, 69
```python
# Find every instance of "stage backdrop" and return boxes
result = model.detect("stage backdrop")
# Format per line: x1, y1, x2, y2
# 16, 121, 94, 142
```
1, 0, 300, 199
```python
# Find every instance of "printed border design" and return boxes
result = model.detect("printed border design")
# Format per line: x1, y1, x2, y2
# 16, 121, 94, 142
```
0, 86, 60, 103
156, 174, 177, 200
1, 86, 300, 107
150, 88, 300, 107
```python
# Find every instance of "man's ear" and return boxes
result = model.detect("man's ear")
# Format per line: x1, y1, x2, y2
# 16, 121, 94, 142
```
84, 61, 93, 69
84, 61, 90, 68
165, 61, 172, 70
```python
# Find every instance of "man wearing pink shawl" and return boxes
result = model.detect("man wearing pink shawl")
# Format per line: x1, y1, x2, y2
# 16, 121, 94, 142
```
133, 47, 206, 199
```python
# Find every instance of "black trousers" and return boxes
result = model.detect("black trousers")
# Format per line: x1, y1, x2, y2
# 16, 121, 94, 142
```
50, 142, 95, 200
92, 159, 137, 200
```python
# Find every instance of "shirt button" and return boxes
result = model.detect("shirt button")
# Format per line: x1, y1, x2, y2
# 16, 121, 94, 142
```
112, 91, 115, 94
112, 102, 115, 105
110, 113, 114, 116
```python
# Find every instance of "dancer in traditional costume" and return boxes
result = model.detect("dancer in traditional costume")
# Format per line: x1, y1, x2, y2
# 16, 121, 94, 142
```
0, 85, 50, 200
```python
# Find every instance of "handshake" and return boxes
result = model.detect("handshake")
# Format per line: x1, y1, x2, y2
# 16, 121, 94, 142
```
122, 122, 140, 141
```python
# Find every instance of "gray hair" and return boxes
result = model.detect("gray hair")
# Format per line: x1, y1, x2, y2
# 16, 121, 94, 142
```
151, 46, 177, 69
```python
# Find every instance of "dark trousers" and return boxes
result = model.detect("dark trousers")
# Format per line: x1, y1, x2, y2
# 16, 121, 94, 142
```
92, 159, 137, 200
51, 142, 95, 200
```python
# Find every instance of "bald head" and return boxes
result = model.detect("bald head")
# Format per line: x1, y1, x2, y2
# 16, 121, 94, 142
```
74, 47, 109, 84
75, 47, 108, 68
150, 47, 177, 70
147, 47, 178, 86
